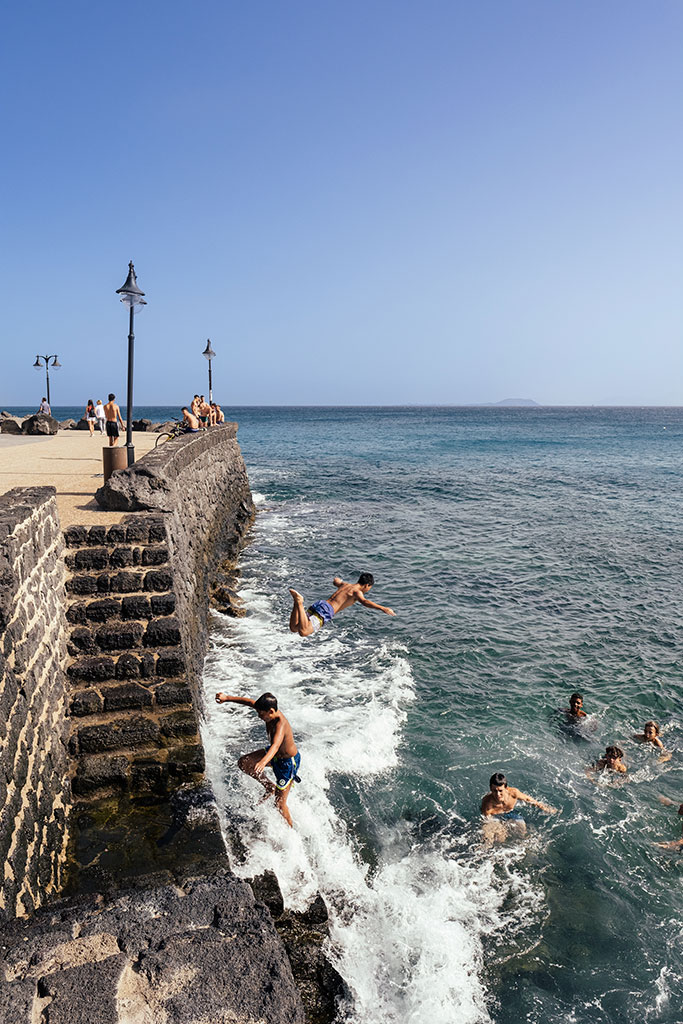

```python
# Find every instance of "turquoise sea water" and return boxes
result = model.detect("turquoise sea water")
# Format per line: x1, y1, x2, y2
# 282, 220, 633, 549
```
201, 407, 683, 1024
26, 405, 683, 1021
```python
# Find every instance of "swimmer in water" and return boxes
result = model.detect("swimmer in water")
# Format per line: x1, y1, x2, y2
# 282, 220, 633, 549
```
633, 721, 671, 762
480, 772, 558, 841
214, 691, 300, 827
654, 802, 683, 850
288, 573, 395, 637
589, 745, 627, 775
563, 692, 587, 719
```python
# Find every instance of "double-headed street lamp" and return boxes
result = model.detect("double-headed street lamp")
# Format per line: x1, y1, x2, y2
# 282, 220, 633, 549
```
33, 354, 61, 407
116, 262, 146, 466
202, 339, 216, 403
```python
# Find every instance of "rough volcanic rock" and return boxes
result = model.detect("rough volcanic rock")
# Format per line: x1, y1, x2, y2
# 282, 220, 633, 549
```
132, 418, 152, 432
154, 420, 176, 432
75, 417, 91, 430
22, 414, 59, 435
59, 418, 78, 429
249, 871, 347, 1024
0, 870, 305, 1024
0, 417, 23, 434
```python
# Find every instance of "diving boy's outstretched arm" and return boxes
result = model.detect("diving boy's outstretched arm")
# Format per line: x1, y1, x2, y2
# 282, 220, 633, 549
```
215, 693, 255, 706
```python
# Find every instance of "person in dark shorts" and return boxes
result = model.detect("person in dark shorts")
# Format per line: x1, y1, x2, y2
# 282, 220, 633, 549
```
214, 691, 301, 827
103, 393, 125, 446
288, 573, 396, 637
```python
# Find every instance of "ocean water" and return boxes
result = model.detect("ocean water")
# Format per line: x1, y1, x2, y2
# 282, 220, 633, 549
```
20, 404, 682, 1021
197, 407, 683, 1024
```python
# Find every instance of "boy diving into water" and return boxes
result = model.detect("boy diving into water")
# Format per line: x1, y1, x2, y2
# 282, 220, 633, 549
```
288, 573, 396, 637
215, 691, 300, 827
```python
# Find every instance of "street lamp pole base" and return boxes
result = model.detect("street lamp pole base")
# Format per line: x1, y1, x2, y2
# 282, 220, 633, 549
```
126, 444, 135, 467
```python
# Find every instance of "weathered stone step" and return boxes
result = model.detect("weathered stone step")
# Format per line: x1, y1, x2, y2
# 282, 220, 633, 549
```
69, 709, 200, 757
65, 614, 182, 658
68, 647, 186, 686
65, 544, 169, 571
64, 517, 166, 547
65, 567, 174, 595
71, 741, 205, 796
70, 678, 193, 716
66, 592, 175, 625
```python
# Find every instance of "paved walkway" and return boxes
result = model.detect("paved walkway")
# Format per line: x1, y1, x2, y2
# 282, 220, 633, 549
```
0, 431, 158, 526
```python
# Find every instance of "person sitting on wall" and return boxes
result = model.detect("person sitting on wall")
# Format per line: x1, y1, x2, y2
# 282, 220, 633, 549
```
181, 407, 200, 432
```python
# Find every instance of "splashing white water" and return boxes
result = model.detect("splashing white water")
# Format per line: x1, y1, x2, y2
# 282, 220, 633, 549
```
200, 510, 540, 1024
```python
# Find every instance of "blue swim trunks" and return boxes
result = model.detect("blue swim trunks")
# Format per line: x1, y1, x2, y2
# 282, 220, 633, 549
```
272, 752, 301, 791
499, 810, 525, 823
307, 600, 335, 633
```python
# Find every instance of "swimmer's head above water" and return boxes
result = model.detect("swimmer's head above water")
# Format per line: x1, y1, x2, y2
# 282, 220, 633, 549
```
489, 772, 508, 797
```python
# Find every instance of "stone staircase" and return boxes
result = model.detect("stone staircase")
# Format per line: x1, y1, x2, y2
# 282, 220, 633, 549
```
63, 516, 204, 800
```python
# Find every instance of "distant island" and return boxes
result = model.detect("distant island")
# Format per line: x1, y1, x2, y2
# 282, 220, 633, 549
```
493, 397, 536, 405
488, 398, 540, 407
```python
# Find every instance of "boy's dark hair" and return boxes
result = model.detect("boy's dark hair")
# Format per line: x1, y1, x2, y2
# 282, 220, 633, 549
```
358, 572, 374, 587
606, 746, 623, 759
181, 407, 189, 412
108, 393, 115, 401
489, 772, 507, 788
570, 693, 583, 703
254, 692, 278, 713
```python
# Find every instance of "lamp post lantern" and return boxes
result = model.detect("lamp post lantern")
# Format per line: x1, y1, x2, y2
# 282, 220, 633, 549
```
202, 339, 216, 404
33, 354, 61, 407
116, 261, 146, 466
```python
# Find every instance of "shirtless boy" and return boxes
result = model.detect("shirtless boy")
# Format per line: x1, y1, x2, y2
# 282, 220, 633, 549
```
288, 573, 395, 637
634, 721, 671, 761
563, 693, 587, 719
104, 393, 125, 447
590, 745, 627, 774
215, 691, 300, 827
181, 407, 200, 432
481, 772, 558, 821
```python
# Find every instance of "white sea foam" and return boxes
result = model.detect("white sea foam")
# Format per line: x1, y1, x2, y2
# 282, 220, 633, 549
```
200, 510, 545, 1024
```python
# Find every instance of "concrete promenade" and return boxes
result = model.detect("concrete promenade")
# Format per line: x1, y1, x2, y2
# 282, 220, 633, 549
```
0, 431, 157, 526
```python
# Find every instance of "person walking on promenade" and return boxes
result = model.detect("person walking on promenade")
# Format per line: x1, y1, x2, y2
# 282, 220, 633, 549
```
288, 573, 396, 637
85, 399, 96, 436
214, 691, 301, 827
38, 397, 51, 415
94, 399, 106, 434
104, 393, 125, 446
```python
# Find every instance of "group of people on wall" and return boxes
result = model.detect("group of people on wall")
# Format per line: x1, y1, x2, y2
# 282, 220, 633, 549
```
182, 394, 225, 431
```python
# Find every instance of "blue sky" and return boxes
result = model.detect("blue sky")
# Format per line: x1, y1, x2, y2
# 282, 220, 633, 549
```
2, 1, 681, 407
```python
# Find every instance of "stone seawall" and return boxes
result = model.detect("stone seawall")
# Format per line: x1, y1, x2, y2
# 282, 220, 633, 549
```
95, 423, 254, 705
0, 487, 71, 922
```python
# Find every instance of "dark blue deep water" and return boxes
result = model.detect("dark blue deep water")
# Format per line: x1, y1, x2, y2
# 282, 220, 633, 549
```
37, 405, 683, 1022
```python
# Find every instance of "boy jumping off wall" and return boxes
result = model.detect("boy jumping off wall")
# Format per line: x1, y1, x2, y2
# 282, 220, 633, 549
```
288, 573, 396, 637
215, 691, 300, 827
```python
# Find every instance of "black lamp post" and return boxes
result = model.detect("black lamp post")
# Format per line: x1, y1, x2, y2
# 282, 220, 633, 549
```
116, 262, 146, 466
202, 339, 216, 403
33, 354, 61, 407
